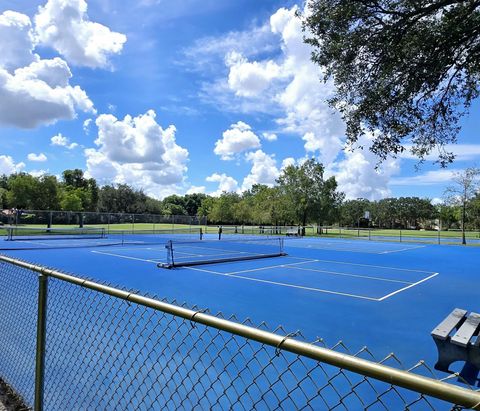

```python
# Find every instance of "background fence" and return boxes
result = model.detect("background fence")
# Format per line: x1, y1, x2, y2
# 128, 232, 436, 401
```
315, 226, 480, 245
0, 255, 479, 410
0, 210, 207, 231
2, 209, 480, 245
206, 224, 480, 245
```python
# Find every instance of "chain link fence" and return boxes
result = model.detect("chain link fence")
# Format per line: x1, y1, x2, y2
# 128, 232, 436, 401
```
307, 226, 480, 245
3, 210, 480, 246
0, 255, 479, 410
1, 210, 207, 231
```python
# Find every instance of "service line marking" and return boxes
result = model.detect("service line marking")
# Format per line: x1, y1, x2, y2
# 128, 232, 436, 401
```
91, 250, 162, 264
378, 272, 440, 301
379, 245, 427, 254
183, 266, 379, 301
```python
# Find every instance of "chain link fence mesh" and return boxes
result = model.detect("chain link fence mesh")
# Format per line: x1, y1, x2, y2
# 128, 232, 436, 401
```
0, 257, 479, 410
11, 210, 207, 230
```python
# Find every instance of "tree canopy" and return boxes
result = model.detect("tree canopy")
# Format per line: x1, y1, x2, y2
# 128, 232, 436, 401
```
1, 163, 479, 231
303, 0, 480, 165
444, 167, 480, 242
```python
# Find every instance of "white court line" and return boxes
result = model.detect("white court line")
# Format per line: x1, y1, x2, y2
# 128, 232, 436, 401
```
91, 248, 437, 302
306, 258, 435, 274
290, 240, 427, 254
379, 245, 426, 254
92, 250, 161, 263
295, 244, 382, 254
224, 262, 413, 284
223, 259, 318, 275
183, 266, 378, 301
288, 266, 412, 284
378, 272, 439, 301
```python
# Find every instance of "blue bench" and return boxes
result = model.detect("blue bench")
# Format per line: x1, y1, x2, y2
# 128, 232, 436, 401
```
431, 308, 480, 373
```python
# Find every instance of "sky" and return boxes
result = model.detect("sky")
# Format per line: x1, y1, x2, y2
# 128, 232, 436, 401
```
0, 0, 479, 203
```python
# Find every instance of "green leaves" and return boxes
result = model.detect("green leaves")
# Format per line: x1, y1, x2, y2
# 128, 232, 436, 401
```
303, 0, 480, 165
277, 159, 342, 225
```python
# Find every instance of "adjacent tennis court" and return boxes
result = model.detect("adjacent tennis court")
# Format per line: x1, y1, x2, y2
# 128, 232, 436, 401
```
1, 227, 477, 370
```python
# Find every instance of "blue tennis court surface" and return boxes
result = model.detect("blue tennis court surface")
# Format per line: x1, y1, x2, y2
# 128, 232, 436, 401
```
1, 233, 479, 376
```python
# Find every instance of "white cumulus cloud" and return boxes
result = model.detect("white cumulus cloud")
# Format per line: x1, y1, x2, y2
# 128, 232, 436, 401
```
29, 169, 48, 177
242, 150, 280, 191
0, 155, 25, 175
269, 7, 344, 164
389, 170, 460, 186
34, 0, 127, 69
212, 6, 344, 165
206, 173, 239, 196
27, 152, 47, 162
83, 118, 92, 134
85, 110, 189, 198
0, 10, 95, 128
226, 51, 282, 97
262, 132, 278, 141
186, 185, 206, 194
281, 157, 295, 169
51, 133, 78, 149
214, 121, 261, 160
329, 135, 400, 200
0, 11, 38, 71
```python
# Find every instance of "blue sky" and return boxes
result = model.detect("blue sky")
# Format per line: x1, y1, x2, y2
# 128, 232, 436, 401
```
0, 0, 478, 202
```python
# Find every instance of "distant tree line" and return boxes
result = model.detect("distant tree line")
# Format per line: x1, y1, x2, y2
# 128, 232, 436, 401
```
0, 169, 207, 217
1, 163, 479, 230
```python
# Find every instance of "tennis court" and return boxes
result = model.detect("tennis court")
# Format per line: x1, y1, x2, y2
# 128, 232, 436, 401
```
1, 227, 479, 409
0, 228, 477, 360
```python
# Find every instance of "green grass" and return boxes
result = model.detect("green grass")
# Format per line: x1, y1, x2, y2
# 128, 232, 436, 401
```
0, 223, 201, 237
318, 227, 480, 239
2, 223, 479, 244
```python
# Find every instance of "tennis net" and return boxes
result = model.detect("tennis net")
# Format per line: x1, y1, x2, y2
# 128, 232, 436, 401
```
158, 237, 286, 268
5, 226, 106, 241
1, 227, 203, 250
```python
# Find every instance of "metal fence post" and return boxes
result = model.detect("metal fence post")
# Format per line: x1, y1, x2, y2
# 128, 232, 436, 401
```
35, 274, 48, 411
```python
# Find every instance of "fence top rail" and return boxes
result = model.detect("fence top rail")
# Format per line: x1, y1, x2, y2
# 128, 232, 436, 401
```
18, 209, 205, 218
1, 253, 479, 409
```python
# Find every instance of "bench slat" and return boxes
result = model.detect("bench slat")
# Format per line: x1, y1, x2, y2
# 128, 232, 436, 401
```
431, 308, 467, 340
451, 312, 480, 347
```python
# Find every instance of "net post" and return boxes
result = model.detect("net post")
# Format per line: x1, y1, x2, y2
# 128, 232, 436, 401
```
34, 274, 48, 411
166, 240, 174, 267
200, 228, 203, 240
6, 227, 13, 241
438, 220, 441, 245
